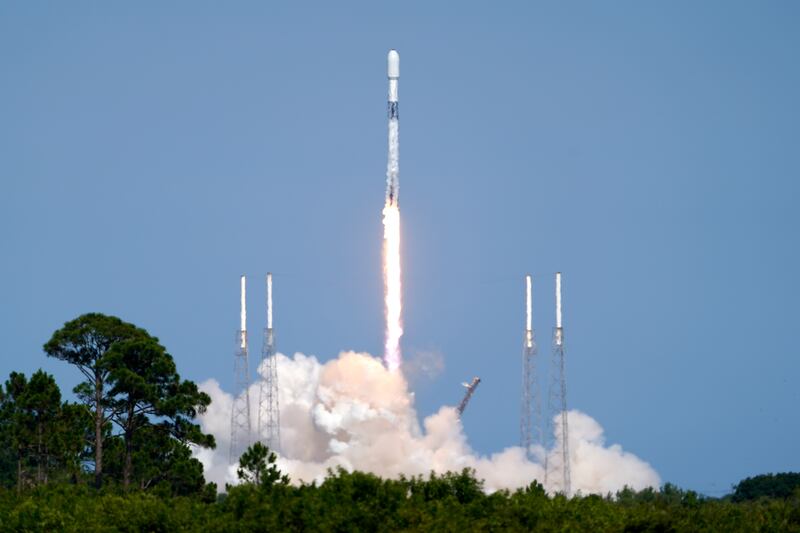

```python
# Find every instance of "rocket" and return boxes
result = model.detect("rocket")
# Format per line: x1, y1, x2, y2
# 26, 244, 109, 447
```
388, 49, 399, 120
386, 49, 400, 205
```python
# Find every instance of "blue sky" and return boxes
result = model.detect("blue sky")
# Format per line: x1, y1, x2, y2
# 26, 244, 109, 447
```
1, 1, 798, 495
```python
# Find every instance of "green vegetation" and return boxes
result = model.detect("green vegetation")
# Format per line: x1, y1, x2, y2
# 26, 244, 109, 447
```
0, 313, 798, 531
733, 473, 800, 502
1, 467, 799, 532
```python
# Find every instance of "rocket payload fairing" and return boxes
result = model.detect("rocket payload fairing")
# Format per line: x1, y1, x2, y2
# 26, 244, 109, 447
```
386, 50, 400, 205
388, 49, 399, 119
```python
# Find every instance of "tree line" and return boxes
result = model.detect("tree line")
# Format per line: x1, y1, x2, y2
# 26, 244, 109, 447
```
1, 313, 214, 496
1, 312, 798, 531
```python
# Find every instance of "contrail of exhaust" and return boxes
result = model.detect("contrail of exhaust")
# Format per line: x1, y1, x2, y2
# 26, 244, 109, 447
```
383, 50, 403, 371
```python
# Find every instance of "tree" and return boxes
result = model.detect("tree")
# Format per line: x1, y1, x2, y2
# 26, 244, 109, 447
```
104, 337, 215, 490
0, 372, 32, 491
103, 426, 212, 496
732, 473, 800, 502
53, 402, 92, 483
0, 370, 90, 490
44, 313, 150, 488
19, 371, 62, 485
237, 442, 289, 488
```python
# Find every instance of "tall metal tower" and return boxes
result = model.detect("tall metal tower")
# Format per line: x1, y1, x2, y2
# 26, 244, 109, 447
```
457, 377, 481, 417
257, 272, 281, 452
546, 272, 571, 496
520, 274, 542, 461
229, 275, 252, 463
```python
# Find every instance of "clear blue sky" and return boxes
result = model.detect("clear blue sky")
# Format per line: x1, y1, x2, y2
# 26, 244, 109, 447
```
1, 1, 798, 495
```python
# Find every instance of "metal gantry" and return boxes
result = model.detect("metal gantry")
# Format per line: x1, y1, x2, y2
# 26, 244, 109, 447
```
457, 377, 481, 417
257, 273, 281, 453
545, 272, 571, 496
520, 274, 543, 461
229, 329, 252, 463
229, 275, 252, 463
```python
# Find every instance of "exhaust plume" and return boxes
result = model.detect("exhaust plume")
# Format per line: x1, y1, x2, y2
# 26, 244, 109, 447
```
382, 203, 403, 371
196, 350, 660, 494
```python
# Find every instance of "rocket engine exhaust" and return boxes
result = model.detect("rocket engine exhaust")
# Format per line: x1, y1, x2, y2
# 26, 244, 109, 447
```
383, 49, 403, 371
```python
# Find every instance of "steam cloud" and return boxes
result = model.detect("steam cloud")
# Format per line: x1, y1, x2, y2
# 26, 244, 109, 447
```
195, 351, 659, 494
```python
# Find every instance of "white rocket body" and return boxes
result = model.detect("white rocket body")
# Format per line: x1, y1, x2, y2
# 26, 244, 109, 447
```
386, 50, 400, 204
388, 50, 399, 104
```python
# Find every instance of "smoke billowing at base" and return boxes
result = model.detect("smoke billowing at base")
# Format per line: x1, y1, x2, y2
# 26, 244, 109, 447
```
195, 350, 660, 494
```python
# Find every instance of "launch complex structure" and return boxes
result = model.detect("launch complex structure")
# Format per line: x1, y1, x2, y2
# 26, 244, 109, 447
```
520, 272, 571, 496
229, 274, 281, 463
228, 51, 573, 497
229, 276, 251, 463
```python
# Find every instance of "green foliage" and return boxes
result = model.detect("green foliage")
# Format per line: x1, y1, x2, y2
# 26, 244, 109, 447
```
0, 370, 91, 491
0, 469, 799, 531
40, 313, 214, 494
733, 473, 800, 502
105, 336, 214, 489
44, 313, 151, 487
103, 428, 209, 496
236, 442, 289, 488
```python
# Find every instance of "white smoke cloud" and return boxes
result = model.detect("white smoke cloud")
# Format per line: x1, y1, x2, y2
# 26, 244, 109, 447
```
196, 351, 659, 494
402, 349, 445, 384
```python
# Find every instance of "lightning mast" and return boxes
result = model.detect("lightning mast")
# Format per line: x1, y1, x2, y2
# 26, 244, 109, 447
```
229, 275, 252, 463
520, 274, 542, 461
546, 272, 571, 496
257, 273, 281, 452
457, 377, 481, 417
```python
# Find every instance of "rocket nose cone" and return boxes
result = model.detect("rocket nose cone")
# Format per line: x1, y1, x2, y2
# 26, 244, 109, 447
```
388, 49, 399, 78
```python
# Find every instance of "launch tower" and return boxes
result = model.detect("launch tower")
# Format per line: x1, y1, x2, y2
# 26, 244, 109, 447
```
520, 274, 542, 461
457, 377, 481, 417
229, 275, 252, 463
257, 273, 281, 452
546, 272, 571, 496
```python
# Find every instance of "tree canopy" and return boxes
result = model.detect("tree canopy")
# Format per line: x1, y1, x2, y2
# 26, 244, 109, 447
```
236, 442, 289, 489
733, 472, 800, 502
41, 313, 214, 492
44, 313, 151, 487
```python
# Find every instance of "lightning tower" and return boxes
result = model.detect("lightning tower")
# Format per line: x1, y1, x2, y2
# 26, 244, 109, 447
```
229, 275, 252, 463
257, 273, 281, 452
546, 272, 571, 495
520, 274, 542, 461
